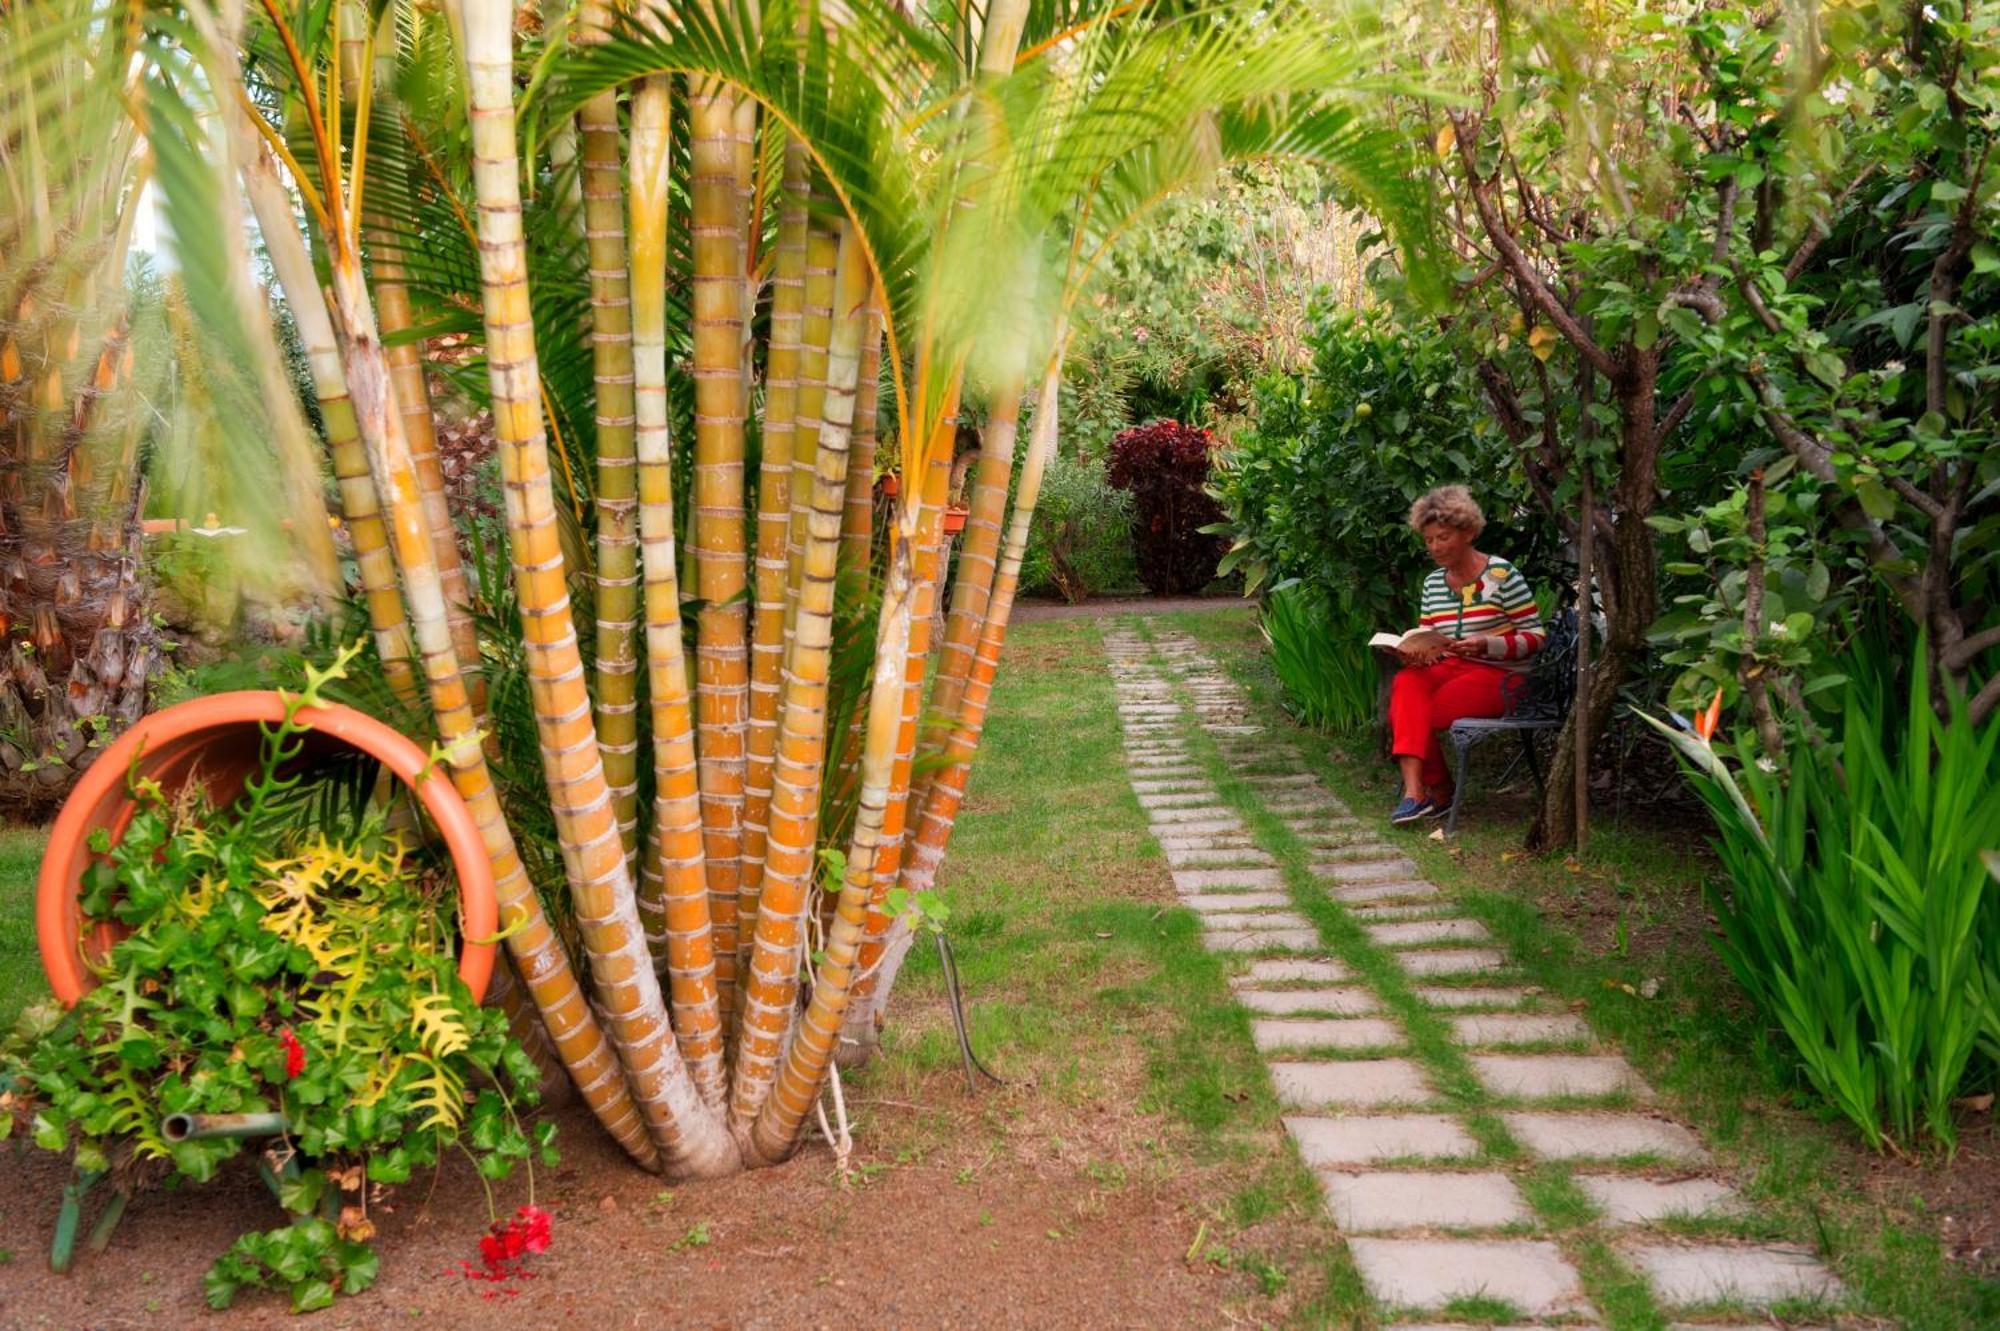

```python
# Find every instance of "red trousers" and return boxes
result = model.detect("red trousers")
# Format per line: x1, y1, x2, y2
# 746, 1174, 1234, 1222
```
1389, 658, 1514, 789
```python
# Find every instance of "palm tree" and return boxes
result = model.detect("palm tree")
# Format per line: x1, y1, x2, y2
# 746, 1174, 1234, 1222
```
7, 0, 1428, 1177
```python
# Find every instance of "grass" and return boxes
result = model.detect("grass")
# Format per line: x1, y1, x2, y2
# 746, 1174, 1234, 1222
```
843, 615, 1351, 1322
1156, 604, 2000, 1331
1, 824, 45, 1032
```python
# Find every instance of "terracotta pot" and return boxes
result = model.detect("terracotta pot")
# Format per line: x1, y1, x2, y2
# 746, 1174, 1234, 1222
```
879, 473, 900, 498
38, 691, 499, 1007
942, 506, 969, 537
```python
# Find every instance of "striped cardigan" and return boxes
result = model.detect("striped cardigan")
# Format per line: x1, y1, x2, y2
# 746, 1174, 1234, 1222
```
1418, 557, 1545, 664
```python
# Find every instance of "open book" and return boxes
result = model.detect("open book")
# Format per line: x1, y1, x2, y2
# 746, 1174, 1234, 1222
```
1367, 628, 1450, 654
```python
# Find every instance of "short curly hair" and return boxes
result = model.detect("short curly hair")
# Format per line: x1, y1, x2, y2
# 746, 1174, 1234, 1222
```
1407, 485, 1485, 537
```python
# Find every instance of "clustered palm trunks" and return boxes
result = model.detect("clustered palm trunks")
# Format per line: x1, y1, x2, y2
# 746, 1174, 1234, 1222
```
7, 0, 1429, 1181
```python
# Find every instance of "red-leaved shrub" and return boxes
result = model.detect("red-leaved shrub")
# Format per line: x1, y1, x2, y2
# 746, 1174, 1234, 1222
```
1105, 420, 1226, 595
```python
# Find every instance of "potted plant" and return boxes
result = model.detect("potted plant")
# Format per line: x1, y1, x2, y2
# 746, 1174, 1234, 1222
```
9, 647, 549, 1311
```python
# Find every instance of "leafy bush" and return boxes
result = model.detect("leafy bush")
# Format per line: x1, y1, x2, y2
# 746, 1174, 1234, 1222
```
1646, 652, 2000, 1151
1261, 582, 1378, 732
1020, 452, 1138, 603
1211, 312, 1554, 625
4, 654, 551, 1310
1105, 420, 1226, 596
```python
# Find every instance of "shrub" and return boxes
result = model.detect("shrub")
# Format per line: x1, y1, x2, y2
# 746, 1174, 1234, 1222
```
1646, 650, 2000, 1151
1020, 452, 1137, 603
1261, 582, 1378, 732
1211, 312, 1554, 626
1105, 420, 1226, 596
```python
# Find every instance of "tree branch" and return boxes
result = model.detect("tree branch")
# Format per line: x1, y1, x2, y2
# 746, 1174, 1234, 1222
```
1969, 667, 2000, 728
1658, 386, 1698, 444
1740, 469, 1785, 760
1944, 624, 2000, 673
1448, 110, 1617, 378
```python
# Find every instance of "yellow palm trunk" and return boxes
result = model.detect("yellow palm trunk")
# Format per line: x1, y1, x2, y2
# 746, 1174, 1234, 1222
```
689, 87, 750, 1028
732, 223, 865, 1146
740, 142, 810, 961
577, 1, 643, 862
916, 374, 1021, 792
459, 5, 736, 1176
891, 341, 1063, 986
231, 121, 416, 700
339, 8, 482, 704
838, 441, 952, 1050
630, 72, 728, 1109
838, 302, 884, 577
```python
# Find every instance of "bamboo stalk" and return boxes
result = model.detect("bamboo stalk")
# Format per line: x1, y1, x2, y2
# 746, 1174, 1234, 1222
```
689, 86, 751, 1029
458, 3, 737, 1176
578, 0, 643, 864
732, 225, 864, 1142
630, 71, 728, 1110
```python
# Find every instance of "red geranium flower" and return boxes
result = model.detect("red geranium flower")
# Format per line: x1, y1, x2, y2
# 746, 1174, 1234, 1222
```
278, 1028, 306, 1080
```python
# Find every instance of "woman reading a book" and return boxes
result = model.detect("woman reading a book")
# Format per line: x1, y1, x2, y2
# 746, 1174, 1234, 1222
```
1383, 485, 1545, 825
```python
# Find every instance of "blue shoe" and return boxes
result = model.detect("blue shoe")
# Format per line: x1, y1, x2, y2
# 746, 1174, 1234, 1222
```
1389, 796, 1433, 825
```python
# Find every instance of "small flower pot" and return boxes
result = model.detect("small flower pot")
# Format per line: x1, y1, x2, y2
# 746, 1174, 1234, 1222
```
879, 474, 900, 498
38, 691, 500, 1007
942, 506, 970, 536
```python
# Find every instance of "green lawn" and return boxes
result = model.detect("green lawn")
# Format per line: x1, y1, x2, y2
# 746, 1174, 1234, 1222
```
1, 823, 46, 1032
1160, 605, 2000, 1331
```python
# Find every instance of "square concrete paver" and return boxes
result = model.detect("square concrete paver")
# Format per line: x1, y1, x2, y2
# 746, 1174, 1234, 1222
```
1626, 1244, 1843, 1307
1314, 859, 1422, 883
1238, 987, 1378, 1016
1333, 880, 1441, 904
1165, 846, 1276, 868
1148, 809, 1238, 828
1367, 919, 1493, 947
1284, 1114, 1480, 1166
1181, 891, 1294, 913
1397, 949, 1509, 978
1345, 1238, 1589, 1318
1158, 832, 1260, 852
1235, 958, 1350, 985
1472, 1055, 1650, 1101
1451, 1013, 1591, 1046
1319, 1171, 1531, 1232
1577, 1176, 1743, 1225
1131, 778, 1215, 794
1270, 1059, 1433, 1109
1315, 843, 1408, 863
1252, 1018, 1402, 1053
1140, 790, 1227, 808
1174, 868, 1284, 892
1202, 910, 1314, 933
1351, 904, 1449, 924
1415, 986, 1537, 1010
1204, 928, 1321, 954
1501, 1113, 1710, 1164
1150, 817, 1247, 836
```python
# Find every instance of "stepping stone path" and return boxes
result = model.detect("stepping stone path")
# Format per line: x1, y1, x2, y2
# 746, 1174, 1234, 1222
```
1102, 622, 1848, 1327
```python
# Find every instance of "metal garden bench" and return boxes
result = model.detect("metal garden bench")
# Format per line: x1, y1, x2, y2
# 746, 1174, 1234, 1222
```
1439, 609, 1579, 835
